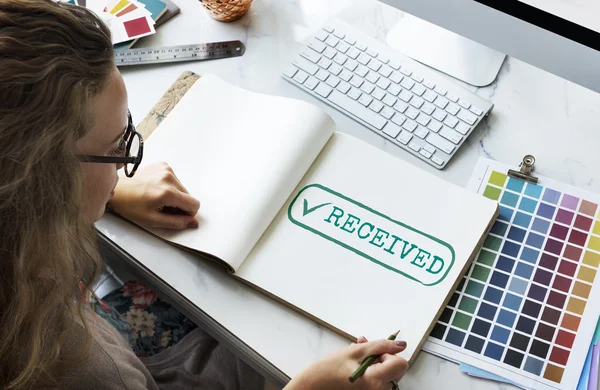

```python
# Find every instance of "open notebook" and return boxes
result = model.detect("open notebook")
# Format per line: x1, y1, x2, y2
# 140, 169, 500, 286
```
133, 74, 499, 363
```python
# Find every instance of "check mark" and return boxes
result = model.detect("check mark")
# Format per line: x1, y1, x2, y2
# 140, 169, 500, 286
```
302, 199, 331, 217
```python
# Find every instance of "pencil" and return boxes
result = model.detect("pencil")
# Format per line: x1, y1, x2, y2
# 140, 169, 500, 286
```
348, 332, 399, 383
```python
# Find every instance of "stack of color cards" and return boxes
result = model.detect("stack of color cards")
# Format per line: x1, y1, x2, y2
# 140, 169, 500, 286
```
67, 0, 158, 44
424, 157, 600, 390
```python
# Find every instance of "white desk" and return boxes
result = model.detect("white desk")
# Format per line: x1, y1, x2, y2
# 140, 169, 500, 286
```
96, 0, 600, 388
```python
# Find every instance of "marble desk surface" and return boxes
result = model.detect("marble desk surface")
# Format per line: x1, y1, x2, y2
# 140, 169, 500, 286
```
97, 0, 600, 388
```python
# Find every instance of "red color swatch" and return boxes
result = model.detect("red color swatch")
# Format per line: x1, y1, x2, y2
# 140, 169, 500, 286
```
124, 17, 151, 38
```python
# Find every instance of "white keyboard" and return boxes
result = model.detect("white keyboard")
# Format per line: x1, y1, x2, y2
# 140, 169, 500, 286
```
282, 19, 494, 169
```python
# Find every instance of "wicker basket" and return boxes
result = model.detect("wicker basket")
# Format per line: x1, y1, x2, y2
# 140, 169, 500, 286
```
199, 0, 252, 22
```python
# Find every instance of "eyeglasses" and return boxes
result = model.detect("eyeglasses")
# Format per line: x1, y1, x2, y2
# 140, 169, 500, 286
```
77, 110, 144, 178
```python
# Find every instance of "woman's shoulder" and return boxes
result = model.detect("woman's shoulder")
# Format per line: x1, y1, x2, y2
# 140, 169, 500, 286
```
60, 311, 159, 390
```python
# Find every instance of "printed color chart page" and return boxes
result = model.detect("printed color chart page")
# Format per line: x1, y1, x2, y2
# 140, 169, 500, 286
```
424, 158, 600, 390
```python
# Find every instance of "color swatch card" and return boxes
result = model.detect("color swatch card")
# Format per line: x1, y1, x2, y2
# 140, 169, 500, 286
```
423, 157, 600, 390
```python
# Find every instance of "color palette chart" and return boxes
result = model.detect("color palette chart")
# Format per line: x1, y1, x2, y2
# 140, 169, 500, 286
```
423, 158, 600, 390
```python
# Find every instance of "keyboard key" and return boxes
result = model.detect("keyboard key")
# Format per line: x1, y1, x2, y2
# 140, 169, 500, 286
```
416, 113, 430, 126
408, 141, 421, 152
390, 71, 403, 84
457, 109, 478, 125
344, 36, 356, 45
308, 39, 327, 53
400, 78, 415, 90
367, 60, 382, 72
446, 103, 460, 116
405, 107, 419, 119
403, 120, 417, 132
394, 101, 408, 113
339, 69, 353, 81
440, 126, 462, 144
458, 99, 471, 110
293, 70, 308, 84
426, 132, 455, 154
443, 116, 458, 128
419, 149, 433, 159
432, 108, 447, 122
348, 87, 361, 100
423, 90, 437, 103
378, 54, 389, 64
372, 88, 386, 101
369, 100, 384, 113
411, 84, 426, 97
383, 94, 397, 107
355, 65, 368, 78
427, 119, 442, 133
337, 42, 350, 54
447, 93, 459, 103
347, 47, 361, 59
382, 123, 401, 138
344, 59, 358, 71
360, 82, 375, 94
333, 53, 348, 65
397, 130, 413, 145
358, 94, 373, 107
328, 90, 386, 129
349, 75, 364, 88
333, 30, 345, 39
366, 71, 379, 84
366, 48, 378, 58
381, 106, 395, 119
315, 30, 329, 41
392, 114, 407, 126
400, 67, 412, 77
357, 52, 371, 65
387, 84, 401, 96
376, 78, 391, 90
329, 64, 343, 75
388, 60, 400, 70
415, 126, 429, 139
304, 76, 319, 90
283, 66, 298, 78
410, 97, 424, 109
378, 65, 393, 78
423, 80, 435, 89
315, 83, 333, 98
399, 90, 412, 103
323, 25, 334, 33
434, 86, 447, 96
434, 97, 449, 109
326, 76, 340, 88
336, 81, 351, 94
411, 74, 424, 83
315, 69, 329, 81
323, 47, 337, 59
293, 57, 318, 75
470, 106, 484, 116
325, 35, 339, 47
355, 42, 367, 51
455, 121, 470, 135
423, 144, 436, 154
318, 57, 332, 69
421, 102, 435, 115
432, 155, 445, 166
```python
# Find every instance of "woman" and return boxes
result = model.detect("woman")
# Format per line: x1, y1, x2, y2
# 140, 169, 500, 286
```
0, 0, 409, 389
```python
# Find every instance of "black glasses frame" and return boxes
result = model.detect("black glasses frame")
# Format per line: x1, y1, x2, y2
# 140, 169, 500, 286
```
77, 110, 144, 178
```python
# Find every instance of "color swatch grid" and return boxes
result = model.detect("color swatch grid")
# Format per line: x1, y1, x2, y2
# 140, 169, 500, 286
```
424, 161, 600, 389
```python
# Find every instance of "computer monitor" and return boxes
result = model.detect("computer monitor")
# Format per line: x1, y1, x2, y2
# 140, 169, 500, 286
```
379, 0, 600, 93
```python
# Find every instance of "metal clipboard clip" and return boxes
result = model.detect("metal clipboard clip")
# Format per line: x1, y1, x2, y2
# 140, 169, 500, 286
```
508, 155, 538, 184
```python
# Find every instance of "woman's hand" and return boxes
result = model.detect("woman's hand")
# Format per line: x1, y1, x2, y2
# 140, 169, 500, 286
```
108, 162, 200, 230
285, 336, 408, 390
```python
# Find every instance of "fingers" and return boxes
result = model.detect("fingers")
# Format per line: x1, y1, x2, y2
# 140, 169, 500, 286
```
356, 336, 368, 344
159, 189, 201, 217
367, 354, 409, 384
149, 212, 199, 230
353, 339, 407, 361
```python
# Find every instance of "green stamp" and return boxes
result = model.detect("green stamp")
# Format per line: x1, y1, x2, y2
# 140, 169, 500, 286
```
288, 184, 456, 286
